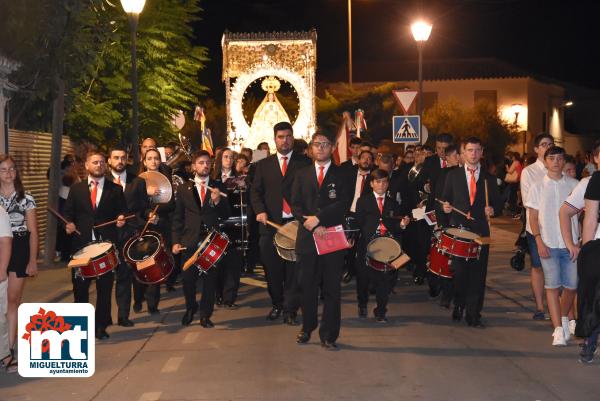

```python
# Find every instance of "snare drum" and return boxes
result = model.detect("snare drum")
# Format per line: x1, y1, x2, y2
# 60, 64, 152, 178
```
428, 244, 452, 278
366, 236, 405, 272
186, 230, 230, 273
124, 231, 174, 284
273, 221, 298, 262
71, 241, 119, 279
220, 215, 248, 250
438, 227, 481, 260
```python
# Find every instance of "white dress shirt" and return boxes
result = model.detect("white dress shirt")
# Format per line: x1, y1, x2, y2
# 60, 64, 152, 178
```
350, 169, 370, 212
314, 160, 332, 179
194, 176, 210, 206
463, 163, 481, 200
525, 174, 579, 248
110, 170, 127, 190
521, 159, 546, 234
374, 192, 386, 208
88, 176, 105, 240
564, 176, 600, 240
277, 151, 294, 218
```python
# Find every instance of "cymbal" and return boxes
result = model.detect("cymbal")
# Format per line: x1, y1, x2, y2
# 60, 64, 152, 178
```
139, 171, 172, 204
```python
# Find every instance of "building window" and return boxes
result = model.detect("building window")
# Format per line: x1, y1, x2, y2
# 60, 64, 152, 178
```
423, 92, 438, 111
474, 90, 497, 111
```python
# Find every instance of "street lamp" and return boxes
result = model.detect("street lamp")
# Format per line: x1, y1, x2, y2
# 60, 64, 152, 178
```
120, 0, 146, 169
511, 103, 525, 154
411, 20, 432, 143
348, 0, 353, 87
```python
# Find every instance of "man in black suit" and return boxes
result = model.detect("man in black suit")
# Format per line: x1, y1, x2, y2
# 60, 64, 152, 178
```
340, 137, 362, 170
64, 150, 127, 340
292, 131, 352, 349
355, 169, 410, 321
172, 150, 230, 328
251, 121, 311, 323
342, 150, 373, 283
107, 146, 152, 326
441, 136, 502, 327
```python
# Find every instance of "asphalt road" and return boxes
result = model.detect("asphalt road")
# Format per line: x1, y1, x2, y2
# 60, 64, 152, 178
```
1, 217, 597, 401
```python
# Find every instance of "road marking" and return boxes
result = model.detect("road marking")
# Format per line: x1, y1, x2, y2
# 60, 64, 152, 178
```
138, 392, 162, 401
161, 356, 184, 373
183, 332, 199, 344
241, 277, 268, 288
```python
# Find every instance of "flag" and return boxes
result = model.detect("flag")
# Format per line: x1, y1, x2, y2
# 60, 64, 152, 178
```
193, 105, 206, 133
333, 111, 354, 165
202, 128, 214, 157
355, 109, 367, 137
194, 106, 213, 156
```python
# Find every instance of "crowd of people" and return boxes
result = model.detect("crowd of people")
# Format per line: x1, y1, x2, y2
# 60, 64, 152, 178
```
0, 124, 599, 373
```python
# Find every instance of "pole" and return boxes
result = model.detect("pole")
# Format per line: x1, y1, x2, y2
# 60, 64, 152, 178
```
348, 0, 352, 87
128, 13, 140, 171
417, 41, 423, 143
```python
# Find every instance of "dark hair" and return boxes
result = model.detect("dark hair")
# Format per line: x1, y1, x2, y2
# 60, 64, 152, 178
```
349, 137, 362, 146
360, 141, 374, 148
191, 150, 211, 162
544, 146, 565, 159
534, 133, 554, 147
436, 133, 453, 144
462, 136, 482, 147
370, 168, 390, 181
143, 148, 161, 160
359, 150, 373, 159
61, 154, 74, 170
592, 139, 600, 157
273, 121, 293, 135
563, 154, 576, 165
422, 145, 433, 153
236, 154, 249, 164
109, 145, 128, 157
257, 142, 269, 150
293, 138, 308, 153
212, 147, 233, 179
0, 155, 25, 202
311, 131, 336, 144
165, 142, 177, 150
444, 144, 458, 155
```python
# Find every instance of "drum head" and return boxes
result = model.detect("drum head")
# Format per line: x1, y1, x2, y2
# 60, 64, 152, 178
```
74, 242, 112, 258
275, 221, 298, 249
367, 237, 402, 263
127, 234, 160, 261
446, 227, 480, 240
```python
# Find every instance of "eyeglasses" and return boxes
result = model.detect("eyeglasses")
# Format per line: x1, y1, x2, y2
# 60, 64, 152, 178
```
538, 142, 554, 148
312, 141, 331, 149
0, 167, 16, 174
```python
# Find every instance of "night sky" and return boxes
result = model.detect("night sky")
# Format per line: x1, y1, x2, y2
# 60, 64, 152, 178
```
193, 0, 600, 100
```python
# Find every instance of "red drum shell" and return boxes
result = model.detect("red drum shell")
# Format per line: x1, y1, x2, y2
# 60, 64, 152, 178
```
192, 230, 230, 272
73, 241, 119, 279
124, 231, 174, 285
438, 228, 481, 260
428, 244, 452, 278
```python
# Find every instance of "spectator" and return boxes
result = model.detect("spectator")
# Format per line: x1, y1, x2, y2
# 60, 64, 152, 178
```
563, 155, 577, 179
504, 152, 523, 214
0, 205, 13, 373
582, 152, 597, 178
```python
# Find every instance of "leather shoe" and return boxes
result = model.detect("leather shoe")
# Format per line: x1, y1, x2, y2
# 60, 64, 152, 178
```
283, 312, 298, 326
413, 276, 425, 285
95, 328, 110, 340
118, 318, 134, 327
166, 285, 176, 293
224, 302, 239, 309
133, 303, 142, 313
321, 341, 338, 350
467, 317, 485, 328
200, 317, 214, 328
267, 307, 283, 321
452, 306, 464, 322
148, 307, 160, 315
296, 330, 310, 344
342, 272, 353, 283
358, 306, 367, 318
216, 297, 223, 306
181, 308, 196, 326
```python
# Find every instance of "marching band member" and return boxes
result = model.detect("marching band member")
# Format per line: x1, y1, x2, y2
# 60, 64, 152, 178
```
442, 137, 502, 327
172, 150, 230, 328
251, 122, 311, 323
64, 150, 127, 339
354, 169, 410, 322
292, 131, 351, 349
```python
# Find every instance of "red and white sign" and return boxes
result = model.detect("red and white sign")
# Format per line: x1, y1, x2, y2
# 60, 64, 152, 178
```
392, 90, 418, 114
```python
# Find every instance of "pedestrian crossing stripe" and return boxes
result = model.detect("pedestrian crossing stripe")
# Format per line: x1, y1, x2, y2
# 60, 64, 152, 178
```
393, 115, 421, 143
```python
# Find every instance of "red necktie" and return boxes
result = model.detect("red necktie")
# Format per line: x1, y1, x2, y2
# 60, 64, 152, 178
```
442, 159, 447, 168
317, 166, 325, 188
377, 196, 387, 235
90, 181, 98, 210
282, 157, 291, 214
360, 173, 367, 193
114, 175, 123, 189
468, 168, 477, 205
200, 181, 206, 205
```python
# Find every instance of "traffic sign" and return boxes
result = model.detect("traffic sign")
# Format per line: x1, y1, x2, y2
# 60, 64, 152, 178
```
392, 90, 418, 114
393, 115, 421, 143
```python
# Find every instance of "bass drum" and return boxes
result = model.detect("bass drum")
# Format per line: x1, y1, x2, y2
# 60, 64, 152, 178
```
124, 231, 174, 284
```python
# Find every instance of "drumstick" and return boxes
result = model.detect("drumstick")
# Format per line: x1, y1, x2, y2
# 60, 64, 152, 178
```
265, 220, 283, 230
266, 220, 296, 241
93, 214, 136, 229
484, 179, 491, 229
47, 206, 81, 235
435, 198, 475, 221
139, 205, 160, 237
199, 183, 228, 198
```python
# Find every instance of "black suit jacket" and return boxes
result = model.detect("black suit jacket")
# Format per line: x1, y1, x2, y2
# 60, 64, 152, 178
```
346, 165, 371, 212
434, 166, 458, 228
251, 152, 311, 234
441, 167, 503, 236
420, 155, 444, 211
171, 179, 231, 248
109, 170, 150, 243
355, 192, 403, 248
291, 162, 352, 255
64, 179, 128, 251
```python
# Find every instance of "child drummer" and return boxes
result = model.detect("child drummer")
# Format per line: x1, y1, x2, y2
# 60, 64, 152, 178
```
354, 169, 411, 322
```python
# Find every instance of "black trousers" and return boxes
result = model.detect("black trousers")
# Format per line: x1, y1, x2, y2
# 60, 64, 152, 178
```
133, 280, 160, 309
216, 247, 242, 304
413, 222, 433, 279
576, 239, 600, 338
452, 245, 489, 320
297, 250, 345, 343
182, 249, 217, 318
115, 262, 133, 320
72, 270, 114, 329
259, 231, 300, 312
356, 248, 394, 315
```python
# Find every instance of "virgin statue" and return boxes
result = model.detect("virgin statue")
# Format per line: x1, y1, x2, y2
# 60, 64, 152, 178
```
247, 76, 291, 150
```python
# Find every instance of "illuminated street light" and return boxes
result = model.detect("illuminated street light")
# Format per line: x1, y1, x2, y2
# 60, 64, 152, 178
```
411, 20, 432, 144
411, 21, 433, 42
120, 0, 146, 169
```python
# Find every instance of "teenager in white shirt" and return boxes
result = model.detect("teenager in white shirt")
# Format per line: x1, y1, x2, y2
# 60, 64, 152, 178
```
526, 147, 579, 346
